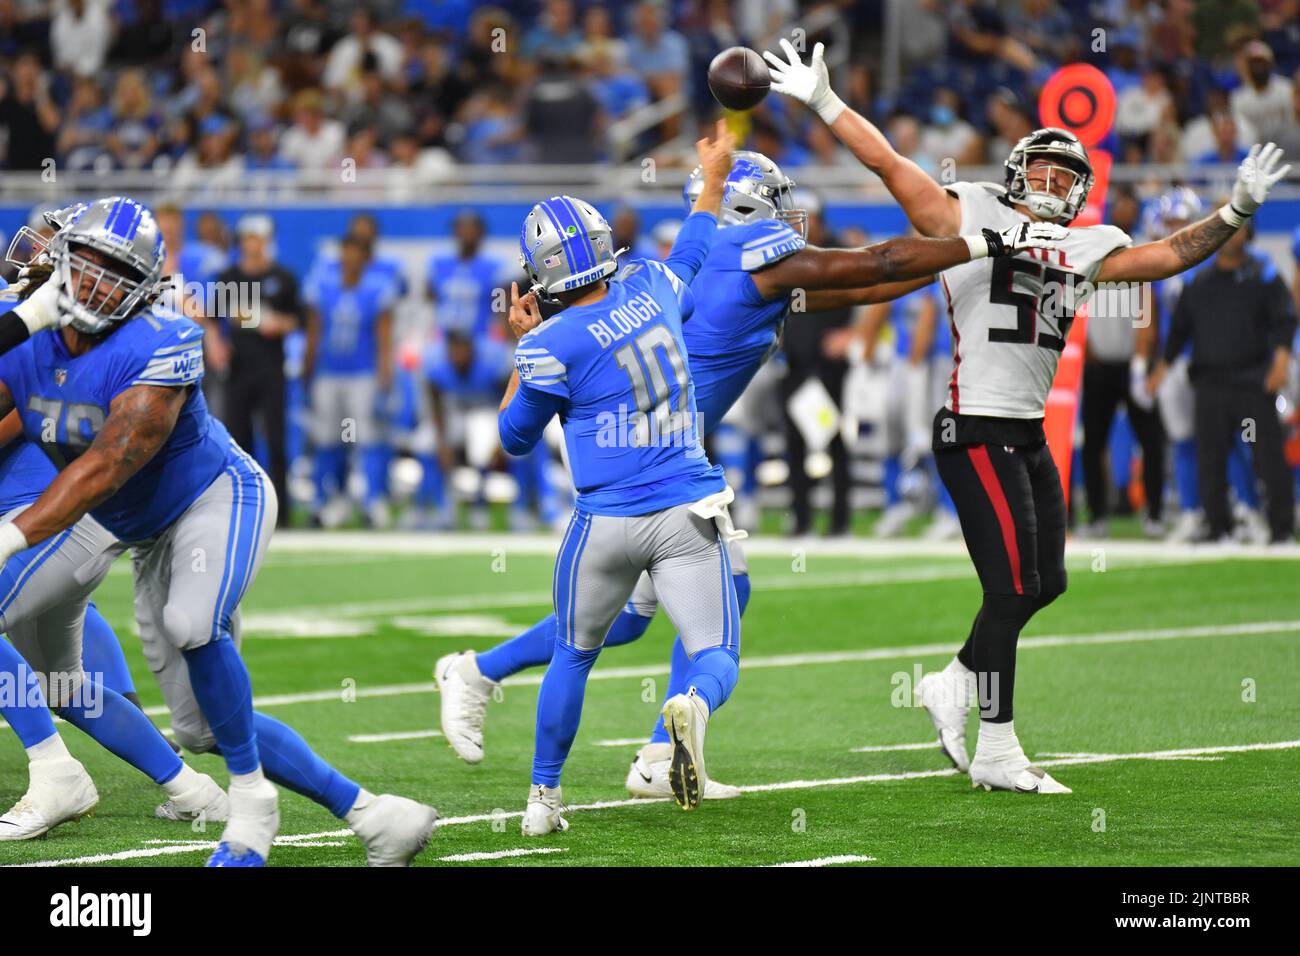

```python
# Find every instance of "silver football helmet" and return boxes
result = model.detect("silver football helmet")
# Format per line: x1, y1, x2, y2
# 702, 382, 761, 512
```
46, 196, 166, 334
683, 150, 807, 235
1004, 127, 1095, 224
519, 195, 621, 301
4, 201, 88, 269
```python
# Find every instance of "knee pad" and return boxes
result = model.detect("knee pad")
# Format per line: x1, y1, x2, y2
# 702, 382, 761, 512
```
163, 601, 215, 651
1037, 570, 1067, 610
170, 721, 218, 755
980, 592, 1040, 631
44, 669, 86, 709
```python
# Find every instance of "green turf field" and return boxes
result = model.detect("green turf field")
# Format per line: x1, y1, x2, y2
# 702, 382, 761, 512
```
1, 533, 1297, 867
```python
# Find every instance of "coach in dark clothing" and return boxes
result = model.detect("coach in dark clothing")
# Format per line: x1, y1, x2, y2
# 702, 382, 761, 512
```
1153, 225, 1297, 542
781, 197, 852, 536
216, 214, 302, 527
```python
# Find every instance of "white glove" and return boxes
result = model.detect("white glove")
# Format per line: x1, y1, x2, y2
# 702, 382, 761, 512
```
964, 221, 1070, 259
1129, 357, 1155, 411
763, 39, 846, 125
12, 272, 64, 334
0, 522, 28, 566
1221, 142, 1291, 226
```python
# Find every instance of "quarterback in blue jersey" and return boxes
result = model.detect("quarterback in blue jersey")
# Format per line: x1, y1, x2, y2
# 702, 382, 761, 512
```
437, 145, 1070, 802
493, 124, 740, 831
0, 197, 436, 866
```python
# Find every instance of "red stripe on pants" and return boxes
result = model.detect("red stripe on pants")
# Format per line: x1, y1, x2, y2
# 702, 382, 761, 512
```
967, 445, 1023, 595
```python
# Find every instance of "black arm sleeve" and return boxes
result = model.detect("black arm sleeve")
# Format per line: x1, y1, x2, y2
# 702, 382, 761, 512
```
0, 310, 32, 357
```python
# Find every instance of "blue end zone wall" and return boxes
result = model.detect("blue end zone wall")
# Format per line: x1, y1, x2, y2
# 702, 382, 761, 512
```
2, 199, 1296, 279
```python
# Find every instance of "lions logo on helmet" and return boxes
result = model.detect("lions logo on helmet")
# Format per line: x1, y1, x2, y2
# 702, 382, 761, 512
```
46, 196, 166, 335
684, 150, 807, 235
1004, 127, 1095, 224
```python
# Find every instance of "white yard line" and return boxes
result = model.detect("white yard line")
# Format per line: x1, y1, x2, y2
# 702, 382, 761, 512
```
236, 555, 1281, 629
592, 738, 649, 747
12, 739, 1296, 867
346, 729, 442, 743
766, 855, 877, 867
5, 616, 1292, 731
850, 742, 945, 753
260, 531, 1300, 562
437, 847, 568, 863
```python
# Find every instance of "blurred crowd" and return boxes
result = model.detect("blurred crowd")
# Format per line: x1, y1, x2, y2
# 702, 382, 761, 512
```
3, 0, 1300, 180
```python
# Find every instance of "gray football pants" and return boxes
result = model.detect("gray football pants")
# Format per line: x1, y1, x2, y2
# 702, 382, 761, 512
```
554, 503, 740, 656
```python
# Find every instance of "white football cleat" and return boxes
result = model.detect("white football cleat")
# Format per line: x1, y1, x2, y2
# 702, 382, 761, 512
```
521, 784, 569, 836
873, 501, 917, 538
661, 688, 711, 810
435, 651, 497, 764
156, 770, 229, 823
917, 669, 972, 772
0, 757, 98, 841
209, 776, 279, 866
348, 793, 438, 866
970, 750, 1071, 794
625, 743, 741, 800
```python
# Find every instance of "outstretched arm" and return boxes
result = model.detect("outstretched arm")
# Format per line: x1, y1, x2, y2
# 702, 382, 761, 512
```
803, 276, 934, 312
753, 223, 1064, 299
2, 385, 186, 555
1098, 142, 1292, 283
764, 40, 960, 237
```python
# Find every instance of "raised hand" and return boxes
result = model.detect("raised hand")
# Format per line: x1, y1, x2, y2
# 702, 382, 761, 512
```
1230, 142, 1291, 217
695, 119, 737, 185
762, 40, 845, 124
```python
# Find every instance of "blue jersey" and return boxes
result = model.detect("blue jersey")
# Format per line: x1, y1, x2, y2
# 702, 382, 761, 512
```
0, 309, 233, 541
889, 284, 948, 359
423, 338, 512, 403
682, 219, 805, 431
427, 253, 504, 338
506, 257, 724, 516
304, 269, 395, 375
0, 440, 57, 514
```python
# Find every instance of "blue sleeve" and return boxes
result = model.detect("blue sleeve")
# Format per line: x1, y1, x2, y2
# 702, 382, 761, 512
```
1292, 226, 1300, 263
662, 211, 717, 286
499, 381, 564, 456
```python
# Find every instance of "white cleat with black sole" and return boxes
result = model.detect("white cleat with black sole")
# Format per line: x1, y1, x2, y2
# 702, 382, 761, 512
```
970, 751, 1071, 794
434, 650, 497, 764
916, 669, 973, 772
625, 743, 741, 800
661, 689, 711, 810
155, 769, 230, 823
521, 784, 569, 836
0, 757, 98, 841
347, 792, 438, 866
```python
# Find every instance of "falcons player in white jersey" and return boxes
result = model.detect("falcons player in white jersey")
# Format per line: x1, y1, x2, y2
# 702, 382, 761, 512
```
767, 39, 1291, 794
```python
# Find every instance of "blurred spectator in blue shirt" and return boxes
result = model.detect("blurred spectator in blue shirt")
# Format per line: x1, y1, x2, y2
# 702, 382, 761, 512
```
522, 0, 584, 62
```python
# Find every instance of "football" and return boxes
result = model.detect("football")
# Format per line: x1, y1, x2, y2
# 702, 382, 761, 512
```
707, 46, 770, 111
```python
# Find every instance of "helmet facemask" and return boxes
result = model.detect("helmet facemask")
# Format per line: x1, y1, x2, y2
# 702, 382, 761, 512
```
1005, 130, 1095, 224
53, 240, 156, 335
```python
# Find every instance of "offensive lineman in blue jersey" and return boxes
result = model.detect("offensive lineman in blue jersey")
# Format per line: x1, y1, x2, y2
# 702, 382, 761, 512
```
437, 148, 1070, 802
0, 197, 437, 866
